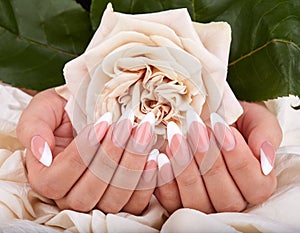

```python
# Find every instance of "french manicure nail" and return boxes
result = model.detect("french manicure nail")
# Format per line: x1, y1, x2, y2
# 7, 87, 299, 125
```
186, 110, 209, 153
158, 153, 173, 184
31, 136, 52, 167
260, 141, 276, 175
112, 108, 134, 148
142, 149, 159, 183
119, 108, 135, 125
210, 112, 235, 151
148, 148, 159, 162
91, 112, 112, 143
167, 121, 190, 166
133, 112, 155, 145
167, 121, 182, 145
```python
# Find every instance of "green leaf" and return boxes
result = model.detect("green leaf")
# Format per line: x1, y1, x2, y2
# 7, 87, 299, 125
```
195, 0, 300, 101
2, 0, 299, 100
0, 0, 93, 90
90, 0, 300, 101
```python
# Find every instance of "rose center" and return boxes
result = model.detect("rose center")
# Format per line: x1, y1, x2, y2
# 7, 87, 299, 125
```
118, 65, 187, 126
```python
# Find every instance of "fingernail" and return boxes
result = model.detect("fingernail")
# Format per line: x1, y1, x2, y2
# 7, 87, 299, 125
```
167, 122, 190, 166
112, 108, 134, 148
133, 112, 155, 145
260, 141, 276, 175
142, 149, 159, 183
158, 153, 173, 184
91, 112, 112, 143
167, 121, 182, 144
186, 110, 209, 153
210, 112, 235, 151
31, 136, 52, 167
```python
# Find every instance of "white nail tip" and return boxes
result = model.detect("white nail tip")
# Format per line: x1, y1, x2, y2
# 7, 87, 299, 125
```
39, 142, 52, 167
260, 148, 273, 175
210, 112, 229, 129
167, 121, 182, 145
140, 112, 155, 129
186, 109, 205, 129
157, 153, 170, 170
119, 108, 135, 125
95, 112, 112, 126
148, 149, 159, 162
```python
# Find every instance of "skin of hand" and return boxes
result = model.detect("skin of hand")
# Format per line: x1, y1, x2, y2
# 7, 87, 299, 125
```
17, 89, 157, 215
155, 101, 283, 214
17, 88, 282, 215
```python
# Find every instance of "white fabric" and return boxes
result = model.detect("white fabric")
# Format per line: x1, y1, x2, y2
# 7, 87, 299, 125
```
0, 83, 300, 232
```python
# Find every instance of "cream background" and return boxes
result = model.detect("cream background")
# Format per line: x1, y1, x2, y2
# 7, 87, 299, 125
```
0, 83, 300, 232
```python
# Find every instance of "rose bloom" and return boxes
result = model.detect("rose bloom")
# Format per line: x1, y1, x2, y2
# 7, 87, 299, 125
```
57, 4, 243, 141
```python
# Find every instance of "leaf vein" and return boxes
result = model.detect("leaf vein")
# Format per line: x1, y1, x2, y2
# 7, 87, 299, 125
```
229, 39, 300, 66
23, 34, 77, 58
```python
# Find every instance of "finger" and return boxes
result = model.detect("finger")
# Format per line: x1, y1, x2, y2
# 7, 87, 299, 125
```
55, 110, 134, 211
97, 112, 156, 213
186, 110, 213, 174
201, 135, 247, 212
222, 127, 277, 205
237, 101, 283, 157
186, 109, 210, 155
122, 149, 159, 215
196, 113, 247, 212
26, 113, 112, 200
167, 122, 214, 213
154, 153, 182, 214
17, 89, 66, 151
237, 102, 282, 175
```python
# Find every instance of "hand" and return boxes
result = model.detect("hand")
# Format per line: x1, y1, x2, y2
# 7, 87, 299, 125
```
17, 89, 157, 215
155, 102, 282, 214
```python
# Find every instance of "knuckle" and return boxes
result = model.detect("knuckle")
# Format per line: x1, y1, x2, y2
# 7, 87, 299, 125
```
97, 150, 118, 171
68, 151, 86, 171
216, 200, 247, 212
97, 202, 121, 214
178, 173, 201, 188
123, 201, 147, 216
247, 178, 277, 205
97, 192, 126, 214
129, 196, 149, 213
28, 174, 64, 200
158, 187, 178, 201
203, 162, 225, 178
67, 197, 94, 212
230, 158, 251, 173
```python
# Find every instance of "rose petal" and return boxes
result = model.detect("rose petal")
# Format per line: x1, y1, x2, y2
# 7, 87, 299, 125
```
60, 4, 243, 137
193, 22, 232, 65
85, 31, 154, 75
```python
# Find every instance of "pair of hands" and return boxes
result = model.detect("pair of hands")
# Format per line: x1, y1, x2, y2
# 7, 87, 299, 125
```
17, 89, 282, 215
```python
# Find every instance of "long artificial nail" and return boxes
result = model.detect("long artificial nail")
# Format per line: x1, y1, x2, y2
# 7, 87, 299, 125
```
167, 121, 182, 144
260, 141, 276, 175
120, 108, 135, 124
167, 121, 190, 166
142, 149, 159, 183
210, 112, 235, 151
133, 112, 155, 145
158, 153, 173, 184
186, 110, 209, 153
91, 112, 112, 143
112, 108, 134, 148
31, 136, 52, 167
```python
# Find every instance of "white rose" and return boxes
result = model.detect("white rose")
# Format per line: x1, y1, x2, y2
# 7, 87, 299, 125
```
57, 3, 243, 140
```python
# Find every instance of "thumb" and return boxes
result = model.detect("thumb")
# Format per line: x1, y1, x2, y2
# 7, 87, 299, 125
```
17, 89, 66, 165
